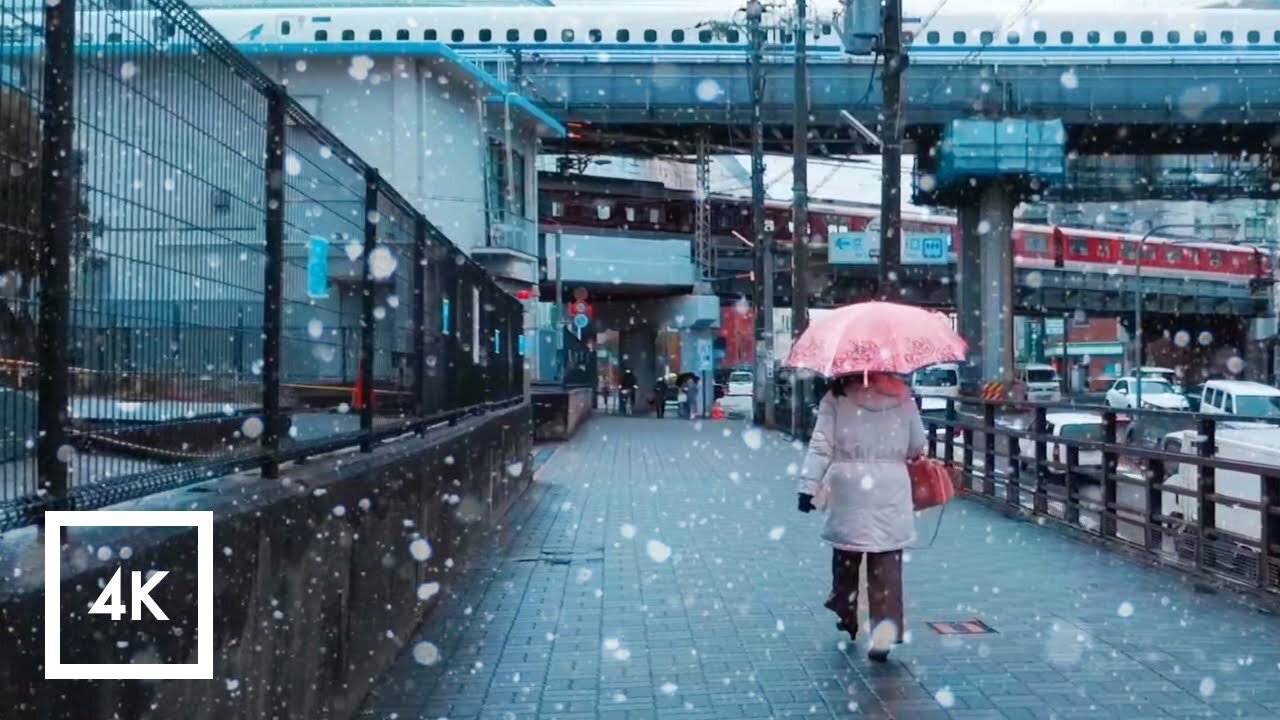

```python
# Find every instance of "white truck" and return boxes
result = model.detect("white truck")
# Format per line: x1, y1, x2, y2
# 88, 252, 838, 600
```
1160, 426, 1280, 569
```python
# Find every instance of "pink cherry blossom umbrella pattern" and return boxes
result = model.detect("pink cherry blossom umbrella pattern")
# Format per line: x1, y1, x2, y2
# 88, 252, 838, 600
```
784, 301, 968, 377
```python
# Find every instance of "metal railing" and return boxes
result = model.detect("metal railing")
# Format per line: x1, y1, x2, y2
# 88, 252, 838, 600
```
486, 213, 538, 256
0, 0, 524, 530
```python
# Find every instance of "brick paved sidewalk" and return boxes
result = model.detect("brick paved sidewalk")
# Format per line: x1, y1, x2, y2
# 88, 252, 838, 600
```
361, 417, 1280, 719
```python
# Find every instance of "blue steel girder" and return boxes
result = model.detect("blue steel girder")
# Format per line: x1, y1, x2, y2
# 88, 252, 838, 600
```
527, 60, 1280, 155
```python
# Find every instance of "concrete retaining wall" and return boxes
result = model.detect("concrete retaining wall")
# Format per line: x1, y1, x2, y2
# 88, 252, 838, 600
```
0, 404, 533, 720
532, 386, 593, 441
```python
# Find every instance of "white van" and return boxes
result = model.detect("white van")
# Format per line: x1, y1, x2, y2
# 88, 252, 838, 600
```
910, 363, 960, 398
1198, 380, 1280, 420
1017, 364, 1062, 402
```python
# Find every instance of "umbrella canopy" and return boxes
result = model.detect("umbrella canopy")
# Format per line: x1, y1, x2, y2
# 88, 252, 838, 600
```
784, 301, 968, 377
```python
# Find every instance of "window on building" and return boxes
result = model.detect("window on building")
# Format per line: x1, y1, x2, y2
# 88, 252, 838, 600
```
927, 31, 940, 44
953, 31, 966, 44
589, 28, 603, 43
644, 29, 657, 42
1060, 31, 1074, 44
479, 28, 492, 42
616, 29, 629, 42
1140, 30, 1153, 44
596, 203, 611, 220
1113, 31, 1126, 44
550, 201, 564, 217
1194, 30, 1207, 44
561, 28, 574, 42
424, 29, 437, 40
451, 29, 464, 42
625, 207, 636, 222
369, 29, 383, 41
534, 28, 547, 42
1248, 30, 1260, 44
341, 29, 354, 41
396, 29, 409, 40
1086, 30, 1100, 45
1007, 31, 1020, 44
980, 30, 993, 45
507, 29, 519, 41
699, 29, 713, 43
672, 29, 685, 42
315, 29, 328, 41
1221, 30, 1234, 44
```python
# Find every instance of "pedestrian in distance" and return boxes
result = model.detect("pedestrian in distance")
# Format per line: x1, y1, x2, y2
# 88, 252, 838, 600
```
654, 375, 669, 418
796, 372, 927, 663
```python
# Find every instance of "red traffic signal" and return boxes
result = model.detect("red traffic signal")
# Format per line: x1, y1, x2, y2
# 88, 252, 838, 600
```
515, 288, 533, 301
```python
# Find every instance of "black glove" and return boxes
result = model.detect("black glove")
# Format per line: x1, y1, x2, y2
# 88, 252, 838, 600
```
798, 493, 815, 513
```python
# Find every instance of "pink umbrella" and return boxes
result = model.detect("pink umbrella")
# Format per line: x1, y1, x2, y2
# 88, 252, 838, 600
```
784, 301, 968, 377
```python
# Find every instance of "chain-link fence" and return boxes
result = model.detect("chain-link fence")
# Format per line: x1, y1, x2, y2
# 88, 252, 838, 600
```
0, 0, 525, 529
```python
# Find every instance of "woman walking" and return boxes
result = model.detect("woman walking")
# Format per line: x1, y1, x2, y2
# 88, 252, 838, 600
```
797, 372, 926, 662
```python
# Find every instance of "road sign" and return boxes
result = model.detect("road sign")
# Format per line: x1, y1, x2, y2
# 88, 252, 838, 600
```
1045, 318, 1065, 335
573, 313, 589, 330
828, 231, 877, 265
902, 233, 951, 264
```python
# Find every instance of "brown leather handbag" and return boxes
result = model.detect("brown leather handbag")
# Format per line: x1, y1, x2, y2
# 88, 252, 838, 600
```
907, 456, 959, 511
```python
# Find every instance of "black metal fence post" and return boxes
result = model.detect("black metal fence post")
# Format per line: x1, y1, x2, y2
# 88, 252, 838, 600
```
261, 84, 287, 479
36, 0, 76, 503
944, 399, 956, 464
413, 217, 428, 424
1195, 416, 1216, 571
1102, 410, 1118, 538
1065, 445, 1081, 525
360, 168, 379, 452
1261, 475, 1280, 591
983, 402, 996, 497
1033, 406, 1048, 515
1145, 456, 1166, 551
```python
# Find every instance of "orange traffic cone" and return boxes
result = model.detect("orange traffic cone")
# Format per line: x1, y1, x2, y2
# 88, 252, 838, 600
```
352, 359, 367, 411
711, 404, 725, 420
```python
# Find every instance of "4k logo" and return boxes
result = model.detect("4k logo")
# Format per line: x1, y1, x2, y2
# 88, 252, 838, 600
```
45, 511, 213, 680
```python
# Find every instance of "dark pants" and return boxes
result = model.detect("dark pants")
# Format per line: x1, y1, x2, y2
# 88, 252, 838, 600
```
825, 548, 905, 643
655, 394, 666, 418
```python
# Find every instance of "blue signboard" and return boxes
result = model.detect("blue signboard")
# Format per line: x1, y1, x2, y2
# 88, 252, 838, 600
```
828, 231, 878, 265
441, 298, 451, 334
494, 329, 502, 353
517, 334, 527, 356
306, 236, 329, 299
903, 233, 952, 265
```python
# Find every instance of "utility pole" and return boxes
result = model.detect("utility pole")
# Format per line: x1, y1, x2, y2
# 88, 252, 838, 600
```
747, 0, 774, 427
877, 0, 905, 299
790, 0, 810, 437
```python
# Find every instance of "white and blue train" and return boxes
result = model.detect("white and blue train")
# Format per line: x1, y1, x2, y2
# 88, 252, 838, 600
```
183, 5, 1280, 65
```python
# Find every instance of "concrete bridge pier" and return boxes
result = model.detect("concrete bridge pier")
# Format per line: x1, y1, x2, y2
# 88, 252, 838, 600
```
956, 183, 1018, 390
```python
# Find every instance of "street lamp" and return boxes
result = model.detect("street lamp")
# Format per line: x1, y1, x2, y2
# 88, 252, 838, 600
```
1132, 222, 1237, 410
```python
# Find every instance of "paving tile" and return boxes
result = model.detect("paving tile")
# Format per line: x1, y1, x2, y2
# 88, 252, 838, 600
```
359, 417, 1280, 719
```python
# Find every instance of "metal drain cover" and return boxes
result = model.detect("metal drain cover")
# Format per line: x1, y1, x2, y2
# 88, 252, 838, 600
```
927, 619, 997, 635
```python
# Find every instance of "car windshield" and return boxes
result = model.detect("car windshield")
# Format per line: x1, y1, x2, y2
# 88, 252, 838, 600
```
1058, 423, 1104, 443
1232, 395, 1280, 418
914, 367, 958, 386
728, 372, 752, 384
1025, 369, 1057, 383
1138, 380, 1174, 394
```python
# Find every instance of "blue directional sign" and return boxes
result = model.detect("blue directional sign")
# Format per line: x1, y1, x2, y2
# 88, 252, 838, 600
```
828, 231, 878, 265
306, 236, 329, 298
903, 233, 952, 265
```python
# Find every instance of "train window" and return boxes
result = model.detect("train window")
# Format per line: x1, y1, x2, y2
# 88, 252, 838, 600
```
1113, 31, 1126, 44
644, 29, 657, 42
727, 29, 740, 43
589, 29, 603, 43
1248, 30, 1261, 44
424, 29, 437, 40
1209, 251, 1223, 267
562, 29, 574, 42
369, 29, 382, 41
699, 29, 713, 43
821, 23, 832, 35
672, 29, 685, 42
315, 29, 327, 41
1033, 30, 1047, 44
1006, 31, 1020, 44
281, 20, 291, 36
1194, 30, 1207, 44
1060, 31, 1073, 44
479, 28, 492, 42
534, 29, 547, 42
649, 208, 660, 224
550, 201, 564, 217
625, 207, 636, 222
596, 204, 611, 220
1024, 235, 1048, 253
507, 29, 519, 41
451, 29, 464, 42
616, 29, 629, 42
1221, 30, 1233, 44
1275, 30, 1280, 43
1140, 30, 1153, 44
1070, 238, 1088, 255
1165, 249, 1183, 263
396, 29, 409, 40
979, 31, 993, 45
342, 29, 355, 41
1086, 31, 1100, 45
953, 31, 966, 44
1167, 30, 1180, 43
926, 31, 940, 44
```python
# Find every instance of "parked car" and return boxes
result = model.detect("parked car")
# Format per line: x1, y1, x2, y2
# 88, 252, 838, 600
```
1196, 379, 1280, 420
1014, 411, 1106, 477
1016, 363, 1062, 402
1136, 366, 1180, 391
726, 370, 753, 396
1104, 377, 1189, 411
910, 363, 961, 398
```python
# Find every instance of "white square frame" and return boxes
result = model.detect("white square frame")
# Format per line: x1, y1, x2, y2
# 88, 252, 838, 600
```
44, 510, 214, 680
